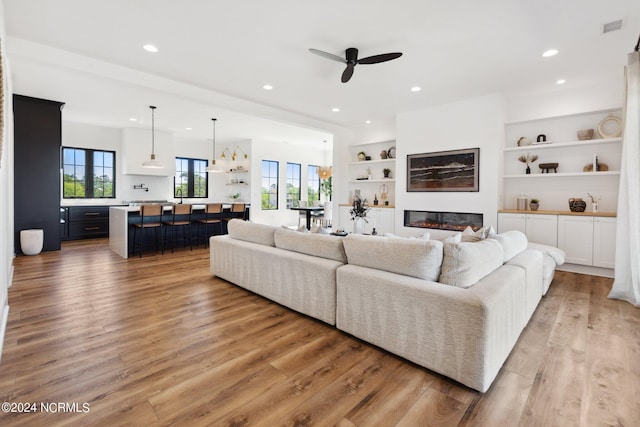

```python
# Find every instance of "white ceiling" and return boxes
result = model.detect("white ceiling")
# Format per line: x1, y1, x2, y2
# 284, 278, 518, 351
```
3, 0, 639, 146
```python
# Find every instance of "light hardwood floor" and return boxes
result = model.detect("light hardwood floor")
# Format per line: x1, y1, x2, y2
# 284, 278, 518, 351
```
0, 239, 638, 426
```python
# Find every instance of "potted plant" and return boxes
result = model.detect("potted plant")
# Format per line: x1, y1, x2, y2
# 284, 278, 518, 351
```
229, 192, 241, 202
383, 168, 391, 178
350, 195, 370, 234
529, 198, 540, 211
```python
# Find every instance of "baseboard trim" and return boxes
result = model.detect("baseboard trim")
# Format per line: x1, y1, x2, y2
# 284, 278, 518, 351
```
557, 263, 614, 278
0, 304, 9, 363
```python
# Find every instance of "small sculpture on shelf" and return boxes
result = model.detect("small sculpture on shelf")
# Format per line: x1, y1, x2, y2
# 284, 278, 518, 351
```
380, 150, 388, 159
518, 153, 539, 174
383, 168, 391, 178
358, 151, 366, 161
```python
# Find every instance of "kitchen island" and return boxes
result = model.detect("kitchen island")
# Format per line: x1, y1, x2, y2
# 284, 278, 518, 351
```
109, 203, 248, 258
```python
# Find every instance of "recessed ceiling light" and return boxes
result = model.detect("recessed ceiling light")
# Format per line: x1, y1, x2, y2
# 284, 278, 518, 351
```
332, 107, 340, 112
365, 120, 372, 124
263, 84, 273, 90
186, 127, 192, 131
542, 49, 558, 58
410, 86, 422, 92
129, 117, 137, 122
556, 79, 566, 85
143, 44, 158, 53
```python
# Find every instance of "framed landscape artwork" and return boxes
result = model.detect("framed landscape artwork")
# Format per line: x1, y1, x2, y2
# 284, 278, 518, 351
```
407, 148, 479, 192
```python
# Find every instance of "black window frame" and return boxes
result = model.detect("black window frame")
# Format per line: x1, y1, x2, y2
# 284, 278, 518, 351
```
175, 157, 208, 198
261, 160, 279, 210
286, 162, 301, 208
62, 147, 116, 199
307, 164, 321, 203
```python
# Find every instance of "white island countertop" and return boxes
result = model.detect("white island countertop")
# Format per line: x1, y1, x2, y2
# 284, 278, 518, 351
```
109, 203, 249, 258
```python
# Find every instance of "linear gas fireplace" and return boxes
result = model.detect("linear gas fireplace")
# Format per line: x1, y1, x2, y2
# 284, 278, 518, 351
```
404, 210, 483, 232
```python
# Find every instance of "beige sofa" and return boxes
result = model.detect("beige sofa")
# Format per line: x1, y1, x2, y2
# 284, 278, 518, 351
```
210, 219, 563, 392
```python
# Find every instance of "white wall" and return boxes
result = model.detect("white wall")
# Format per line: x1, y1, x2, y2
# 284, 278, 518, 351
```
396, 94, 506, 236
0, 0, 13, 360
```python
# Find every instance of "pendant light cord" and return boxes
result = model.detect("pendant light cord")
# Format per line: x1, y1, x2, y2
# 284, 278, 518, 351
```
212, 118, 217, 159
150, 105, 157, 155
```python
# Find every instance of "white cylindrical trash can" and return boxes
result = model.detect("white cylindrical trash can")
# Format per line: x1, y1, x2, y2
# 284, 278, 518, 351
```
20, 229, 44, 256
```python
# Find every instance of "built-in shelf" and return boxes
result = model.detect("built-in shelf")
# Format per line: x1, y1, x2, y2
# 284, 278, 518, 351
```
504, 137, 621, 152
225, 183, 248, 186
349, 179, 396, 183
225, 170, 249, 173
349, 159, 395, 165
504, 171, 620, 179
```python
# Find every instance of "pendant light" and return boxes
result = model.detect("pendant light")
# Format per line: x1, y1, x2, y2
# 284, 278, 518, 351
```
141, 105, 163, 168
318, 140, 332, 179
206, 118, 222, 172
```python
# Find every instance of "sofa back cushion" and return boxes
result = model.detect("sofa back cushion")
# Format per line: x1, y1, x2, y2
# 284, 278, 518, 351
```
227, 219, 277, 247
488, 230, 528, 263
274, 229, 347, 263
439, 239, 504, 288
342, 234, 443, 281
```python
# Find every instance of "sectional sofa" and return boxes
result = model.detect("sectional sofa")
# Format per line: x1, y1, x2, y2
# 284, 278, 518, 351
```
209, 219, 564, 392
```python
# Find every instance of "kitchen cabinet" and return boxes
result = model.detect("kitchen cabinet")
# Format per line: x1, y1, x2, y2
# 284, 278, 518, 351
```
13, 95, 65, 253
65, 206, 110, 240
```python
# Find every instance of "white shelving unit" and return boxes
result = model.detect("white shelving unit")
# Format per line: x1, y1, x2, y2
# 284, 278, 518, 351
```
502, 109, 623, 212
348, 140, 396, 206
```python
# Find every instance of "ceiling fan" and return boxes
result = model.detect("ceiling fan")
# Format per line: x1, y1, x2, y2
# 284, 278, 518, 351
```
309, 47, 403, 83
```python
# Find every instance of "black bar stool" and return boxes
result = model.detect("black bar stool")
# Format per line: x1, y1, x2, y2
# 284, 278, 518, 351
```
163, 204, 193, 253
132, 204, 164, 257
196, 203, 223, 247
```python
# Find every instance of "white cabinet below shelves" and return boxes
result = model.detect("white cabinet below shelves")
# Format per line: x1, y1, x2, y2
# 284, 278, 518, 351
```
593, 217, 616, 268
338, 206, 394, 235
558, 215, 594, 265
497, 213, 557, 246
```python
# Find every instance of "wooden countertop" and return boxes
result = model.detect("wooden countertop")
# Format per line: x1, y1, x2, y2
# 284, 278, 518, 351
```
499, 209, 616, 217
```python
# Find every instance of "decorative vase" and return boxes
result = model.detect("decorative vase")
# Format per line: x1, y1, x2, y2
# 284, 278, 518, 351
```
526, 165, 531, 174
592, 202, 599, 213
353, 217, 365, 234
568, 198, 587, 212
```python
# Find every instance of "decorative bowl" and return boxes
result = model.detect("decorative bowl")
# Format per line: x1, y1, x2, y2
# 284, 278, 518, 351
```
577, 129, 594, 140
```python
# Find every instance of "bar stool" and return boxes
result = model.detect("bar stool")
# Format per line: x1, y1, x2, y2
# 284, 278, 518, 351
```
132, 204, 164, 257
196, 203, 223, 247
222, 203, 246, 233
163, 204, 193, 253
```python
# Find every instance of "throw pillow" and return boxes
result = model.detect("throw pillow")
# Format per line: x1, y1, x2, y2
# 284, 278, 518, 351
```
442, 232, 462, 243
439, 239, 504, 288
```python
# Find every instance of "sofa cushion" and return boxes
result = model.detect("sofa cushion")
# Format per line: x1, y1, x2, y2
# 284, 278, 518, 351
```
342, 234, 443, 282
274, 228, 346, 263
227, 219, 277, 246
488, 230, 528, 263
439, 239, 504, 288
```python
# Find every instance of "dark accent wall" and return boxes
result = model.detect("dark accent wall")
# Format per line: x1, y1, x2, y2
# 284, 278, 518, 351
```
13, 95, 65, 253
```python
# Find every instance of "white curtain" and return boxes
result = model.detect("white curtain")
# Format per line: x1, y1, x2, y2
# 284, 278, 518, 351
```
609, 51, 640, 306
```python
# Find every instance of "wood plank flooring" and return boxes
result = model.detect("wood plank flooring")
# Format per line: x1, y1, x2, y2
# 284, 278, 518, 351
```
0, 239, 638, 426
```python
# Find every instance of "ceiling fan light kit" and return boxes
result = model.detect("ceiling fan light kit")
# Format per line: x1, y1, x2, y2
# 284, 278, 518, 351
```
309, 47, 403, 83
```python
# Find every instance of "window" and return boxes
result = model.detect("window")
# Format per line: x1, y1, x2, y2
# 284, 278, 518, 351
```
286, 162, 301, 208
261, 160, 279, 210
307, 165, 321, 203
62, 147, 115, 198
175, 157, 208, 198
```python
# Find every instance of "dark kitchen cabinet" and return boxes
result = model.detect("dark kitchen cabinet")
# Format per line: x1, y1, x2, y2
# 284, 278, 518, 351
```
13, 95, 65, 254
66, 206, 110, 240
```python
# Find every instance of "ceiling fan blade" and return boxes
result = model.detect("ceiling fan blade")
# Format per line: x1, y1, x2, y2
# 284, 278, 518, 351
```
309, 48, 346, 63
358, 52, 403, 64
341, 64, 355, 83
